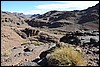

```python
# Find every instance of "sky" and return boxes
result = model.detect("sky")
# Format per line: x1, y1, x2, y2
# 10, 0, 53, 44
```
1, 1, 99, 15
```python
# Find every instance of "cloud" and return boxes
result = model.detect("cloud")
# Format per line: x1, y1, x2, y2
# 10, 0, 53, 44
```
35, 4, 69, 10
4, 1, 99, 15
35, 1, 99, 11
24, 1, 99, 14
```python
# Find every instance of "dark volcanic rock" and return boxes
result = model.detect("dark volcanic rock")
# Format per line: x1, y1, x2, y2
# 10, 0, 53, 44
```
60, 32, 81, 45
60, 30, 99, 46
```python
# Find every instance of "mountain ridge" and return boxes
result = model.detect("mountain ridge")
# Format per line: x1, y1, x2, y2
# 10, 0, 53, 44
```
25, 3, 99, 31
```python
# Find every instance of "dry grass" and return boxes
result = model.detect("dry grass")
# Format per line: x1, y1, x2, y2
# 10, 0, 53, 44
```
2, 49, 12, 57
21, 41, 42, 46
31, 41, 41, 46
46, 45, 87, 66
21, 41, 30, 46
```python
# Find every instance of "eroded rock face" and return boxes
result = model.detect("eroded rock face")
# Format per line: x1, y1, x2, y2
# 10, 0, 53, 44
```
24, 28, 39, 37
13, 27, 60, 43
14, 28, 40, 39
14, 29, 27, 39
38, 32, 59, 43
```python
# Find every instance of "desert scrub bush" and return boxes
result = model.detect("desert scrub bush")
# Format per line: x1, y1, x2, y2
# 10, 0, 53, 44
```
21, 41, 42, 46
21, 41, 30, 45
31, 41, 40, 46
2, 49, 12, 57
46, 45, 87, 66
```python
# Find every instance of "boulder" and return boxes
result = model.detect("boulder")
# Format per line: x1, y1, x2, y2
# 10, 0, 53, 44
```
14, 29, 27, 39
22, 28, 40, 37
16, 61, 39, 66
60, 34, 81, 45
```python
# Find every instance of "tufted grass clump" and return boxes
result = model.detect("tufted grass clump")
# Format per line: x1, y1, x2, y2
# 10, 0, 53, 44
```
31, 41, 41, 46
2, 49, 12, 57
21, 41, 30, 46
46, 45, 87, 66
21, 41, 42, 46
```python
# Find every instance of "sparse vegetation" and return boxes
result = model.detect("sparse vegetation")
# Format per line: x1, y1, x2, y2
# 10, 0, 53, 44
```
38, 28, 66, 35
31, 41, 41, 46
21, 41, 30, 45
2, 49, 12, 57
21, 41, 42, 46
46, 45, 87, 66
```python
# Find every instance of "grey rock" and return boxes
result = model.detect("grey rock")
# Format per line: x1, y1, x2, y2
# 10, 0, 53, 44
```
16, 61, 39, 66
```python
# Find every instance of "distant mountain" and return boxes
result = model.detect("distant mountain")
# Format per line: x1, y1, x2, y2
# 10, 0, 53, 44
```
1, 3, 99, 31
30, 14, 41, 18
1, 11, 41, 27
26, 3, 99, 31
1, 11, 31, 26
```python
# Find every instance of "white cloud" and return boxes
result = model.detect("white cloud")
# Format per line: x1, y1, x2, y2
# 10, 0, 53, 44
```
35, 4, 69, 10
35, 1, 99, 11
24, 1, 99, 14
5, 1, 99, 15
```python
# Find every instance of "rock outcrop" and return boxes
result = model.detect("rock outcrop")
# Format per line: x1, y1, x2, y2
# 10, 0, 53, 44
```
60, 30, 99, 45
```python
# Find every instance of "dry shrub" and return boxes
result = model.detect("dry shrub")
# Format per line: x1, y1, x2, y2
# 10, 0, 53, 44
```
46, 45, 87, 66
21, 41, 42, 46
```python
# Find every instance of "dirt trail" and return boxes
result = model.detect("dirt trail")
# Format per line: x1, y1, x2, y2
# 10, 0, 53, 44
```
1, 44, 49, 66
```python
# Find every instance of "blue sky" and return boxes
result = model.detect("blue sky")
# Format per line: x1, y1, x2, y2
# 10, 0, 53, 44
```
1, 1, 99, 15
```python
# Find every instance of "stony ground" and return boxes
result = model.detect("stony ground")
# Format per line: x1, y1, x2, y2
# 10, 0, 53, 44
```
1, 25, 99, 66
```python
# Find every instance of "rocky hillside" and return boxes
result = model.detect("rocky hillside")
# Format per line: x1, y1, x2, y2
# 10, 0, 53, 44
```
1, 11, 29, 25
1, 3, 99, 66
78, 3, 99, 24
26, 3, 99, 31
1, 25, 24, 55
1, 11, 40, 27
